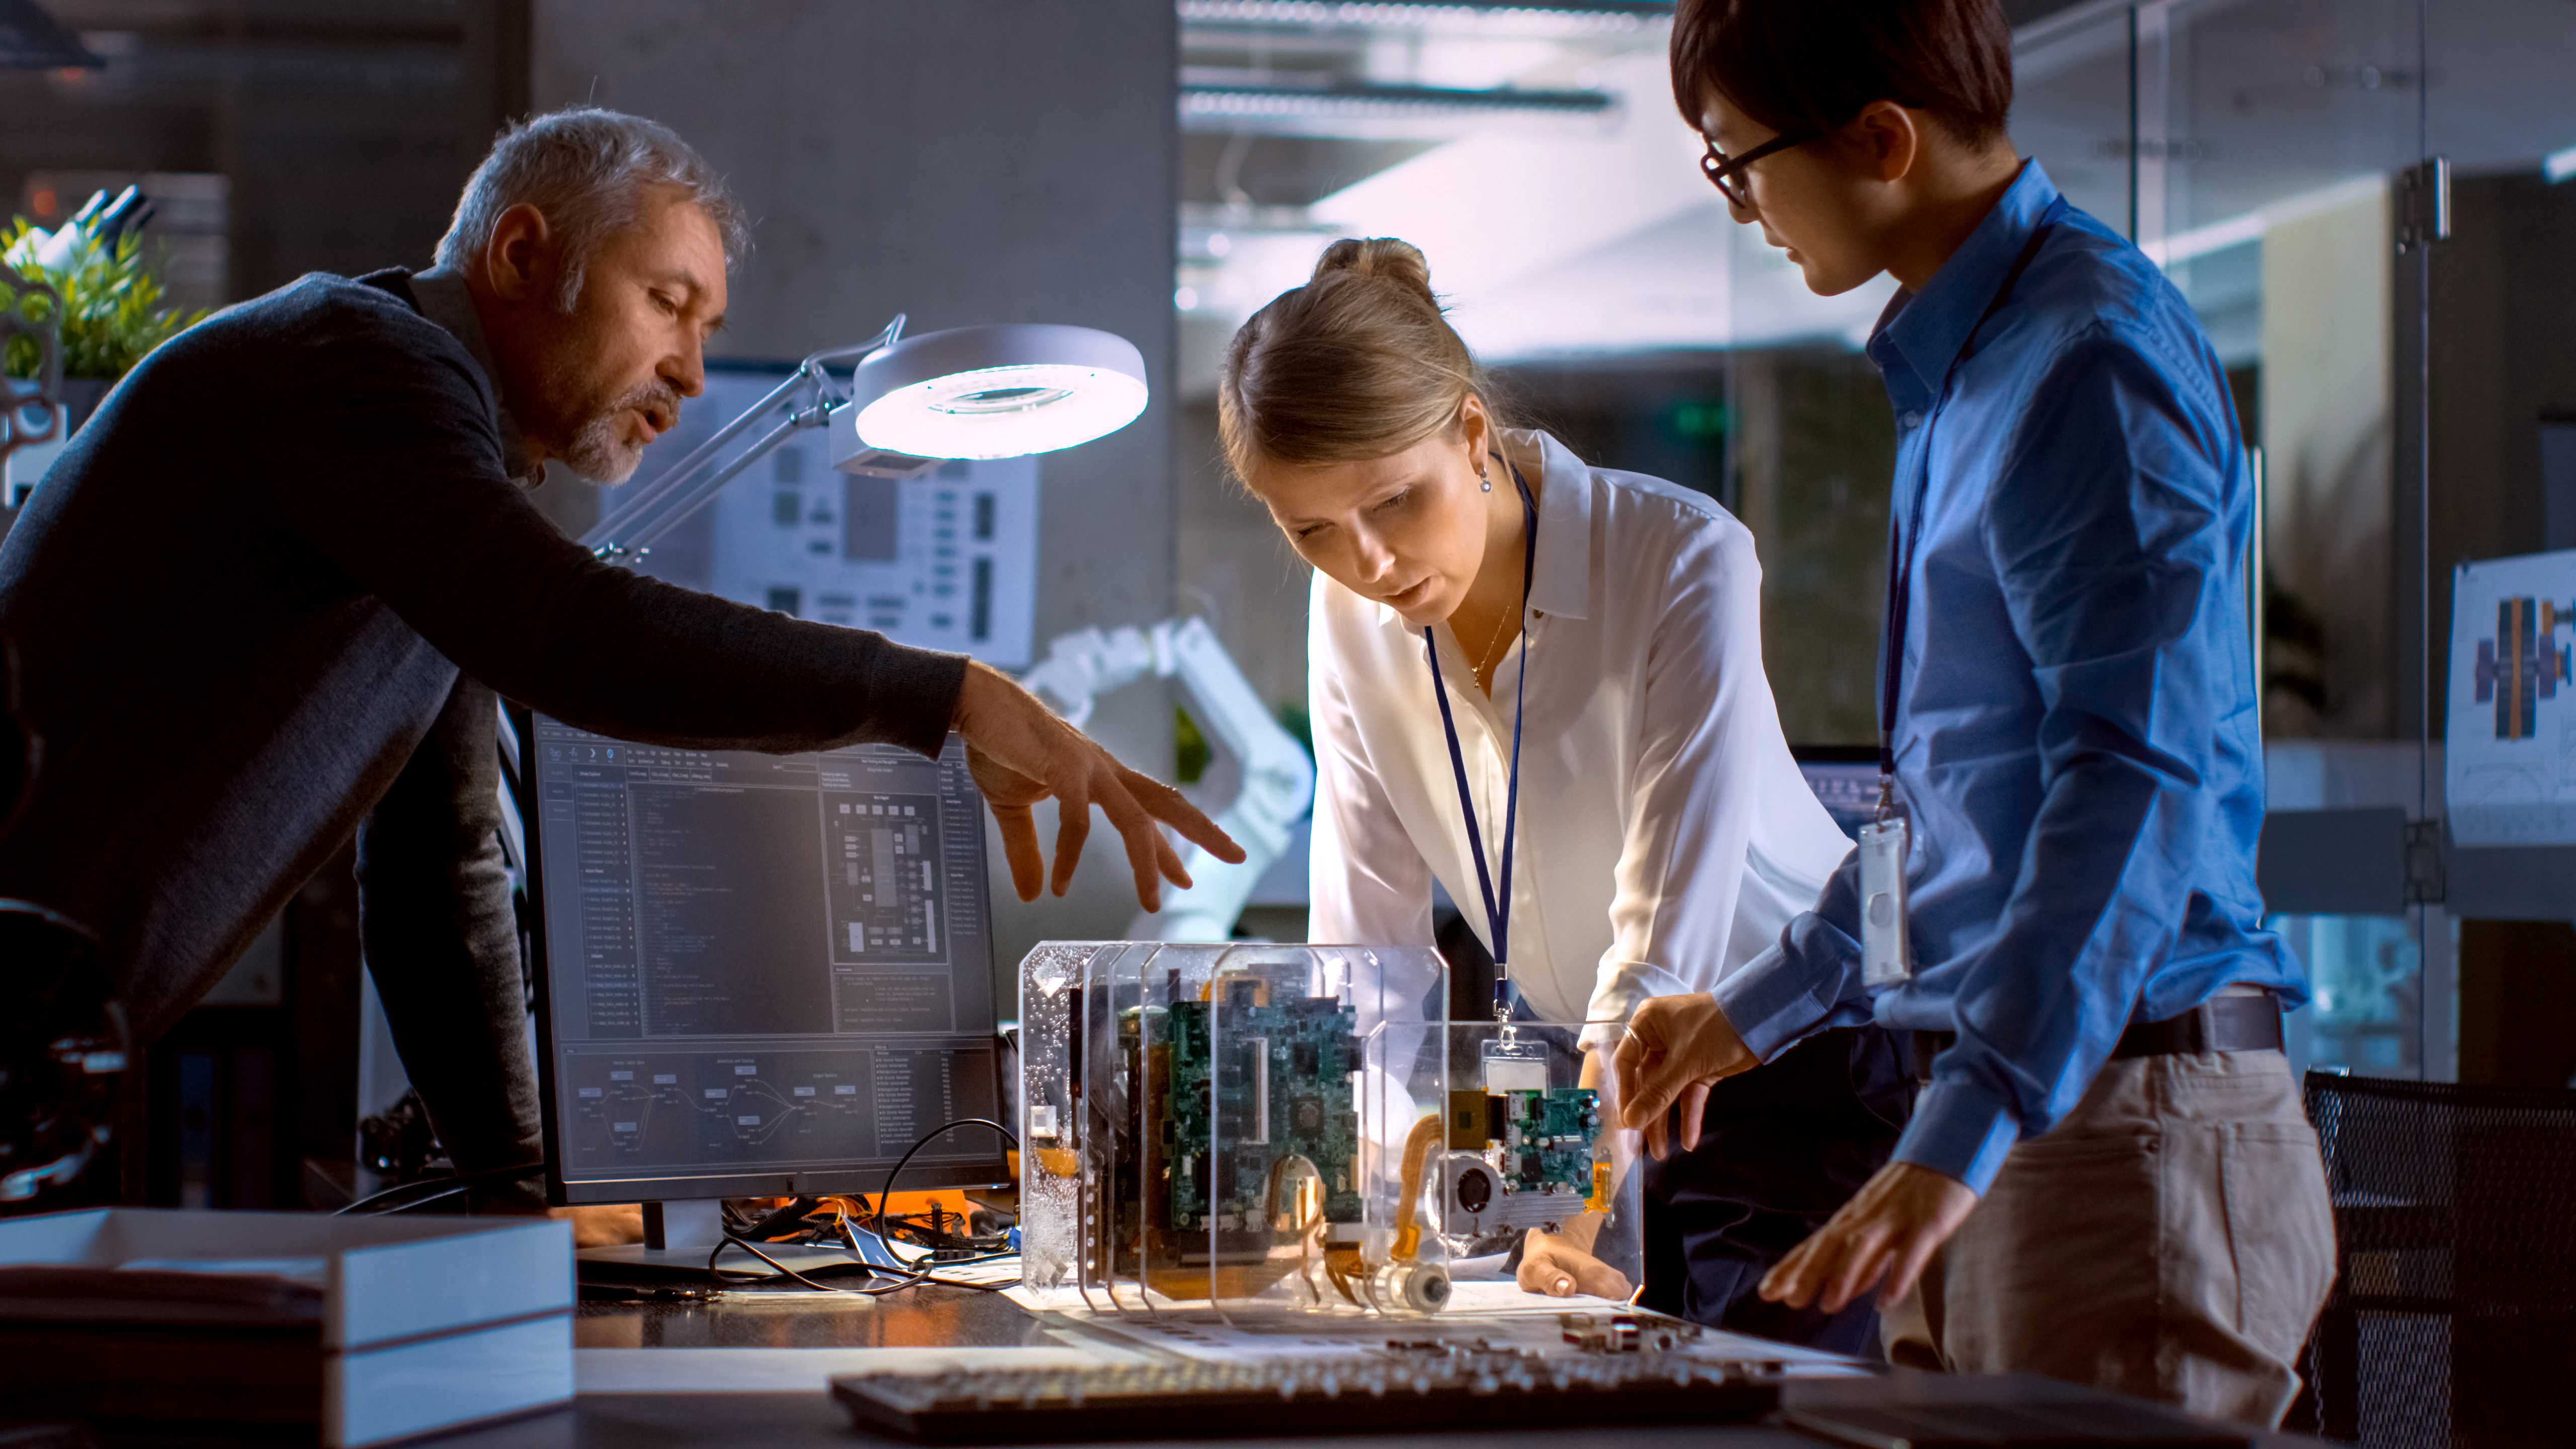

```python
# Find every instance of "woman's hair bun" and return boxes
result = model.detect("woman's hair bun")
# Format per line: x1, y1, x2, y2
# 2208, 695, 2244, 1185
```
1310, 236, 1437, 310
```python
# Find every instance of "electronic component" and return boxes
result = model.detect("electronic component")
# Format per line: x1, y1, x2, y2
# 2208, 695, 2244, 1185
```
831, 1351, 1780, 1444
1435, 1087, 1607, 1239
1018, 943, 1639, 1316
1019, 943, 1454, 1314
1558, 1312, 1705, 1355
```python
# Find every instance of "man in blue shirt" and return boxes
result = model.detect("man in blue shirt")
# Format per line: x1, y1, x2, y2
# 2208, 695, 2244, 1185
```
1616, 0, 2332, 1425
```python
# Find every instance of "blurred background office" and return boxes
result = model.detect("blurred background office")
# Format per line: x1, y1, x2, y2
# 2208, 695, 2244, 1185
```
4, 0, 2573, 1212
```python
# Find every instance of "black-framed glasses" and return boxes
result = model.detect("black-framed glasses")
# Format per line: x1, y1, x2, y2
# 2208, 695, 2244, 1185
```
1700, 131, 1818, 209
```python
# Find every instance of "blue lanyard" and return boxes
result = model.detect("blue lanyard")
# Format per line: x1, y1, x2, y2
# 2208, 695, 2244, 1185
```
1878, 199, 2066, 804
1423, 457, 1538, 1019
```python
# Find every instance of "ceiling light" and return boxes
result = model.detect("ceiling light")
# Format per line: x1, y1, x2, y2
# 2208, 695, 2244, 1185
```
1181, 81, 1615, 138
1178, 1, 1666, 39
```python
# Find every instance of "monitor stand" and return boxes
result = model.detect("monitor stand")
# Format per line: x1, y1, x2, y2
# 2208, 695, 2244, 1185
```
576, 1199, 873, 1281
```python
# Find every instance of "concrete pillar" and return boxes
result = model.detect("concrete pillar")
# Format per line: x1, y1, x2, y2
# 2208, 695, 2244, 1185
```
532, 0, 1180, 983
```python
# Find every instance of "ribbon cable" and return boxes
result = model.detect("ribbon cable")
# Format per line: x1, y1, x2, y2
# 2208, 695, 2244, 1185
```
1423, 457, 1539, 1021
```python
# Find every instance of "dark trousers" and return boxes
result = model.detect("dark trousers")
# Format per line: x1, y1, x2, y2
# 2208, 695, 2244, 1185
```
1638, 1024, 1910, 1356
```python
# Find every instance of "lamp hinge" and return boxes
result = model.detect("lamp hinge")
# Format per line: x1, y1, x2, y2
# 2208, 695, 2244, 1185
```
2404, 819, 2447, 905
2396, 156, 2451, 254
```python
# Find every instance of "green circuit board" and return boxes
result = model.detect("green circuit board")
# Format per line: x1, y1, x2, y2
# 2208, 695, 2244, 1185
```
1117, 980, 1362, 1252
1497, 1088, 1601, 1194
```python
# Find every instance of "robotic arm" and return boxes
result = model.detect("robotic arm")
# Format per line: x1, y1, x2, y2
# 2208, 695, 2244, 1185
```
1020, 618, 1312, 941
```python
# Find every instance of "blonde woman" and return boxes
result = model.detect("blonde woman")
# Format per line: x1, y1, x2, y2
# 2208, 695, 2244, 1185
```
1218, 237, 1907, 1350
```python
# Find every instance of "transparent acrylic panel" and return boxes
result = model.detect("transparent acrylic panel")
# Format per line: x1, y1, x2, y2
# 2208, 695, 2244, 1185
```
1426, 1019, 1643, 1302
2273, 913, 2423, 1077
1016, 941, 1448, 1316
2011, 4, 2139, 232
2152, 0, 2422, 742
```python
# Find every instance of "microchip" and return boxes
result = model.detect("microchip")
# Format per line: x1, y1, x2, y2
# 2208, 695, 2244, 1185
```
1294, 1040, 1320, 1075
1292, 1096, 1325, 1135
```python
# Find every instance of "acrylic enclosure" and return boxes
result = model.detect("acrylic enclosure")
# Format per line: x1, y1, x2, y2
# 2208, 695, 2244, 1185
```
1016, 941, 1639, 1317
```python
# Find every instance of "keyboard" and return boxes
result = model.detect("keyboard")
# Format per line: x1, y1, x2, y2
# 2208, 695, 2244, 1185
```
831, 1350, 1780, 1443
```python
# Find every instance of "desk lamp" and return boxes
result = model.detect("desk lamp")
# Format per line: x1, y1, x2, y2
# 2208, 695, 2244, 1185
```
583, 315, 1148, 561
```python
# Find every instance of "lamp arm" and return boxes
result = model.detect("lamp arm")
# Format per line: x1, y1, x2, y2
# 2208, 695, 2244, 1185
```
585, 369, 816, 557
583, 313, 908, 560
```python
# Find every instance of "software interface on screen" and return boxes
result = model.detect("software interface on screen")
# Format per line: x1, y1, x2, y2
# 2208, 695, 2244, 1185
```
529, 717, 1000, 1187
1798, 759, 1881, 842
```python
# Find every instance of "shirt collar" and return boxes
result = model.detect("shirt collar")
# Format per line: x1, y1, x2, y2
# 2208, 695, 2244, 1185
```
1372, 427, 1593, 629
406, 266, 537, 485
1867, 158, 2060, 408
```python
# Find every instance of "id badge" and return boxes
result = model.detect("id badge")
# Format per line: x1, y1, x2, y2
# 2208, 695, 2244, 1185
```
1858, 817, 1912, 988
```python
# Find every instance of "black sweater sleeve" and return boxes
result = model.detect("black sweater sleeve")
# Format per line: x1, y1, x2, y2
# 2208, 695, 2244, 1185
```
265, 309, 968, 757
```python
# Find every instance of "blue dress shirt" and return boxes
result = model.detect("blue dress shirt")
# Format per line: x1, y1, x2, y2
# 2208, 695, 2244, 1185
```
1712, 160, 2305, 1196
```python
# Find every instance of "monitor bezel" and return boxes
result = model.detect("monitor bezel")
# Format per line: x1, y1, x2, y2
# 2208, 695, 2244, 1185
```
512, 704, 1012, 1207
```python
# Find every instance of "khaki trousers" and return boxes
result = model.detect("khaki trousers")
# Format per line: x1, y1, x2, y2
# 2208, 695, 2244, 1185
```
1881, 1048, 2337, 1427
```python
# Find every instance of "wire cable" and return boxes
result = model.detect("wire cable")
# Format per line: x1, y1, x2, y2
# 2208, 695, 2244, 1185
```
333, 1161, 544, 1216
867, 1117, 1017, 1251
691, 1117, 1020, 1298
706, 1234, 879, 1296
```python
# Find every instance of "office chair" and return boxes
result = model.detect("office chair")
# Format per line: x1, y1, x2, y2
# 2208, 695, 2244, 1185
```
2297, 1071, 2576, 1447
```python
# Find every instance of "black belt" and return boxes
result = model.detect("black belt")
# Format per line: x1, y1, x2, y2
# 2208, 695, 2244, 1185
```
1909, 991, 2282, 1083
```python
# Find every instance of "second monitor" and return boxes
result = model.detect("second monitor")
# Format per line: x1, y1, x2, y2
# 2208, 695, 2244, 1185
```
518, 714, 1005, 1269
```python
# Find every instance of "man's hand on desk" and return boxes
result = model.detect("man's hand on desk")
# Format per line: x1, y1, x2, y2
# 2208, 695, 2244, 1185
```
1611, 993, 1756, 1159
1758, 1162, 1978, 1313
953, 662, 1246, 913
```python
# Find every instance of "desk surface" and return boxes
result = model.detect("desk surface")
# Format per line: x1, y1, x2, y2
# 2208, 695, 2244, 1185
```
550, 1289, 2327, 1448
576, 1282, 1048, 1350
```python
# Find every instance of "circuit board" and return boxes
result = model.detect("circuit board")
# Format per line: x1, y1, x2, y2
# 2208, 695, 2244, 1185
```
1116, 978, 1361, 1263
1437, 1086, 1605, 1238
1497, 1089, 1601, 1195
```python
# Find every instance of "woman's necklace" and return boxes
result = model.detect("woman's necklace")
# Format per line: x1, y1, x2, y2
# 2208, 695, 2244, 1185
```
1468, 450, 1528, 693
1469, 599, 1516, 693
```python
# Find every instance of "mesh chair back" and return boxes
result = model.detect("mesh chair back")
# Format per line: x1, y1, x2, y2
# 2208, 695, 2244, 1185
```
2300, 1071, 2576, 1447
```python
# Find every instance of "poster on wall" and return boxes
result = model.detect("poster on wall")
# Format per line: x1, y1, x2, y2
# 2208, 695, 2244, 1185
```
2446, 548, 2576, 845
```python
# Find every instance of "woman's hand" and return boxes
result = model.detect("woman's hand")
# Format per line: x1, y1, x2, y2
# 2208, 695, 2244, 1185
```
1519, 1220, 1633, 1300
1611, 992, 1757, 1158
952, 662, 1246, 911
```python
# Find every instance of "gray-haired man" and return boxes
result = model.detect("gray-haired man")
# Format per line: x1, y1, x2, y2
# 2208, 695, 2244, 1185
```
0, 108, 1237, 1206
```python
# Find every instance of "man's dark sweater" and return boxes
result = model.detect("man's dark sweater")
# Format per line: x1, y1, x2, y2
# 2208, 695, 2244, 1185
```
0, 269, 968, 1178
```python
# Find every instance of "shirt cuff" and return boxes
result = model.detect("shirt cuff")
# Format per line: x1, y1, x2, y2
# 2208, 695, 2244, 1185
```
1710, 943, 1834, 1065
1578, 961, 1691, 1052
858, 641, 971, 759
1891, 1075, 2022, 1195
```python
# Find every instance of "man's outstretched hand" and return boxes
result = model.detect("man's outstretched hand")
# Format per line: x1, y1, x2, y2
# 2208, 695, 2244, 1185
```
1611, 992, 1758, 1159
953, 662, 1245, 912
1758, 1162, 1978, 1314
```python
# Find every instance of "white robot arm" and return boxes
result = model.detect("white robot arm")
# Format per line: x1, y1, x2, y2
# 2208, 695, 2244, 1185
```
1020, 617, 1313, 941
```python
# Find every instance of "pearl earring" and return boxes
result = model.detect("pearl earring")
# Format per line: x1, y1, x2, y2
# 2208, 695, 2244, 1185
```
1479, 468, 1494, 493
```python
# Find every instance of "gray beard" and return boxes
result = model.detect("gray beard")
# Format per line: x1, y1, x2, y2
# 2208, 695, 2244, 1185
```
552, 377, 682, 485
561, 405, 648, 484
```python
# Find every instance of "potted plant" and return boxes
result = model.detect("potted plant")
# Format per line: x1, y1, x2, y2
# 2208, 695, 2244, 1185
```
2, 193, 206, 441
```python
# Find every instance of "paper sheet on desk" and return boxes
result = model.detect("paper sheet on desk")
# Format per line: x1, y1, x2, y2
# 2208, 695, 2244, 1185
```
578, 1343, 1140, 1394
1013, 1283, 1866, 1376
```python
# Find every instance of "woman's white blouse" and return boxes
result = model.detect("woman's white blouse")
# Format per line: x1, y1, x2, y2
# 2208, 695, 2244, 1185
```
1307, 430, 1857, 1048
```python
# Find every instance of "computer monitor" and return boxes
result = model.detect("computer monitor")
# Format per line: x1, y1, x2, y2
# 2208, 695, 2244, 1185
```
517, 711, 1006, 1272
1794, 745, 1881, 842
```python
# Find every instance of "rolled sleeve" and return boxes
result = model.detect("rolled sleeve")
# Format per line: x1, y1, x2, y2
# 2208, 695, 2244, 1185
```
1909, 324, 2239, 1171
1711, 847, 1871, 1062
1590, 522, 1785, 1050
1305, 576, 1435, 949
1892, 1076, 2022, 1192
